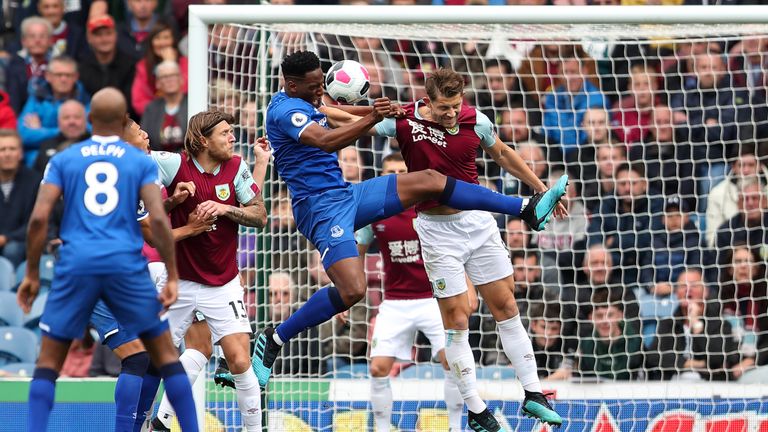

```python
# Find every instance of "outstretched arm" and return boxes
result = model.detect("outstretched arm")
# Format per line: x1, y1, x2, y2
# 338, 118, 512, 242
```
301, 98, 391, 152
484, 137, 547, 193
17, 183, 61, 313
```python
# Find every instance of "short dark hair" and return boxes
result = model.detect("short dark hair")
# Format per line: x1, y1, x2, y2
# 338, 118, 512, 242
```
281, 51, 320, 78
614, 161, 645, 178
529, 302, 561, 322
511, 249, 538, 264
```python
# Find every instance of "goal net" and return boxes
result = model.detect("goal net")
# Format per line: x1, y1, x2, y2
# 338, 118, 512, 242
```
194, 8, 768, 432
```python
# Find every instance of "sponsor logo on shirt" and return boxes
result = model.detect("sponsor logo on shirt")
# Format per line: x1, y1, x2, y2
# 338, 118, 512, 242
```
215, 184, 231, 201
388, 240, 421, 263
407, 119, 447, 148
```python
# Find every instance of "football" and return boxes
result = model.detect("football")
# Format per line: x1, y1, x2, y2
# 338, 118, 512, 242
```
325, 60, 370, 104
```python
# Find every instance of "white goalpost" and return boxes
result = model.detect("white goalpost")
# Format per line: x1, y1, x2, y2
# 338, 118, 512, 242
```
187, 5, 768, 432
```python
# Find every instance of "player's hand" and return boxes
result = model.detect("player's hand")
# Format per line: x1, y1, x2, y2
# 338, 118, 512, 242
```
335, 310, 350, 326
17, 276, 41, 314
168, 181, 196, 207
187, 209, 217, 235
388, 102, 406, 118
253, 136, 272, 165
196, 200, 229, 219
24, 114, 41, 129
371, 98, 392, 121
553, 202, 568, 219
158, 278, 179, 311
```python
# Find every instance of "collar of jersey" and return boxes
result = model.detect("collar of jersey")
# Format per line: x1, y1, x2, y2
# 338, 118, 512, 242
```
91, 135, 121, 144
191, 157, 221, 176
413, 99, 427, 121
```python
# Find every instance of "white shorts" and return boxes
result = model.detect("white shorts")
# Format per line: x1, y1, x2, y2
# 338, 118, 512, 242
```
147, 262, 167, 292
166, 276, 251, 345
414, 210, 513, 298
370, 298, 445, 362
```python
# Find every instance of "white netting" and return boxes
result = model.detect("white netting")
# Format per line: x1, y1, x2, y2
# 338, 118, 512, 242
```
201, 19, 768, 432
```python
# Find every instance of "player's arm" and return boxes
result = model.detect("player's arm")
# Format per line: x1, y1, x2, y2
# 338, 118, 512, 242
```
164, 181, 196, 213
141, 183, 179, 307
17, 183, 61, 313
355, 225, 375, 256
252, 136, 271, 191
140, 210, 215, 246
484, 137, 548, 193
197, 159, 267, 228
300, 98, 390, 152
321, 104, 401, 137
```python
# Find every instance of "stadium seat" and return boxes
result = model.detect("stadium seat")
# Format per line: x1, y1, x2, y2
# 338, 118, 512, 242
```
14, 261, 26, 287
39, 255, 56, 287
0, 327, 39, 366
0, 292, 23, 327
325, 362, 370, 379
0, 257, 14, 291
475, 366, 516, 380
398, 363, 445, 379
0, 362, 36, 377
22, 291, 48, 334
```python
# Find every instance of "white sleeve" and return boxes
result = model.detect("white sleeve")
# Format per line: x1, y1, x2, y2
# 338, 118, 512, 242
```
149, 151, 182, 187
373, 117, 397, 137
234, 159, 259, 204
474, 111, 496, 148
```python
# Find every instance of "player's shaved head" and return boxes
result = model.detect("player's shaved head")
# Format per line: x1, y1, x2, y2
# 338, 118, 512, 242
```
89, 87, 128, 134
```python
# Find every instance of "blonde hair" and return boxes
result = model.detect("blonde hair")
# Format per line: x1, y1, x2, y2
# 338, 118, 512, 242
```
184, 111, 234, 156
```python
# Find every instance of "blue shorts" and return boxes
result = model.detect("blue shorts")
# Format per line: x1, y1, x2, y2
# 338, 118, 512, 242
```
293, 174, 402, 268
40, 270, 168, 344
90, 301, 139, 351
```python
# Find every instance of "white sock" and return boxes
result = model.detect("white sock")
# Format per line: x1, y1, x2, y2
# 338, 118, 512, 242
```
233, 368, 263, 431
444, 329, 486, 414
156, 348, 208, 426
521, 198, 530, 211
444, 373, 464, 432
497, 315, 542, 393
370, 377, 392, 432
272, 331, 284, 346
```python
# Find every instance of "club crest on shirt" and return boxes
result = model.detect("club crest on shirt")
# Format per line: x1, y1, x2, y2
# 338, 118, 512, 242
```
330, 225, 344, 238
215, 184, 231, 201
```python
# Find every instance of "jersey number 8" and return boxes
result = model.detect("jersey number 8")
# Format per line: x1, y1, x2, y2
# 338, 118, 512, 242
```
84, 162, 119, 216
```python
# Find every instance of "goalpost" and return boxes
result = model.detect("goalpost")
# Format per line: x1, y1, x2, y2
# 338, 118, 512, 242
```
187, 5, 768, 432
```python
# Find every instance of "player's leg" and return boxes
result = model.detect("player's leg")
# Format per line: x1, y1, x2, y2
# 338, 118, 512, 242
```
465, 215, 560, 426
201, 277, 262, 431
394, 170, 569, 231
105, 272, 198, 432
419, 298, 463, 432
370, 356, 397, 432
28, 273, 99, 432
153, 319, 212, 431
92, 301, 151, 432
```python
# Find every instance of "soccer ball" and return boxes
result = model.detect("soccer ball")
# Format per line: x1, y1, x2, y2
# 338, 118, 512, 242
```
325, 60, 370, 104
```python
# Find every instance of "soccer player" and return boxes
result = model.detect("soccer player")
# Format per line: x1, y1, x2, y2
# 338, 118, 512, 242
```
86, 118, 216, 432
148, 110, 268, 432
320, 66, 565, 431
355, 152, 465, 432
253, 51, 566, 431
16, 87, 199, 432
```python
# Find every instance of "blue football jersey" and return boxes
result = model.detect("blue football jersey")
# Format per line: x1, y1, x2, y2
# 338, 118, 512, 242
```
266, 91, 347, 200
42, 136, 159, 275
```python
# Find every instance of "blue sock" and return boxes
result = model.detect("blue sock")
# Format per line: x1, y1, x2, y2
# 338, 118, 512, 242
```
133, 363, 161, 432
439, 177, 524, 216
115, 352, 149, 432
28, 368, 58, 432
276, 285, 346, 343
160, 362, 199, 432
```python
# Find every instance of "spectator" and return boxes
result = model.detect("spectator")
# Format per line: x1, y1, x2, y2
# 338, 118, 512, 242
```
720, 244, 766, 335
475, 58, 516, 118
141, 60, 186, 152
235, 99, 258, 162
0, 91, 17, 129
0, 129, 42, 267
575, 291, 643, 381
33, 99, 88, 172
269, 188, 307, 278
612, 63, 659, 145
504, 218, 530, 250
519, 43, 598, 109
645, 196, 704, 285
116, 0, 177, 60
59, 332, 96, 377
528, 303, 575, 380
130, 21, 188, 116
630, 104, 695, 208
533, 170, 588, 291
715, 176, 768, 265
497, 105, 544, 145
37, 0, 88, 60
706, 148, 768, 247
6, 16, 54, 113
648, 269, 742, 381
587, 162, 663, 286
729, 36, 768, 98
542, 54, 607, 161
634, 280, 678, 349
582, 141, 626, 214
501, 140, 546, 196
510, 249, 545, 328
569, 107, 608, 185
339, 146, 364, 184
671, 52, 749, 203
78, 15, 136, 107
17, 55, 90, 166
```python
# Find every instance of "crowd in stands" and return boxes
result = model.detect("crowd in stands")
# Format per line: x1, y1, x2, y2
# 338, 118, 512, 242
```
1, 0, 768, 382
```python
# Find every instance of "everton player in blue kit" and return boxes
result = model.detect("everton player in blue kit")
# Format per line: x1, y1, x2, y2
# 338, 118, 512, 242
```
252, 50, 567, 392
16, 88, 199, 432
